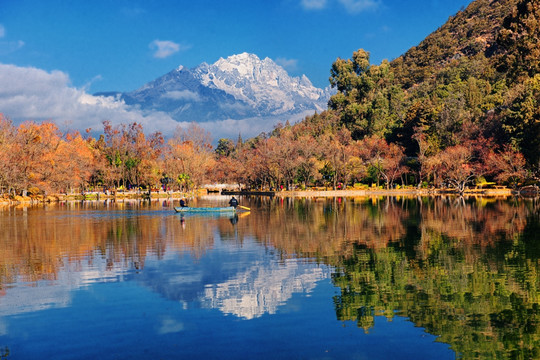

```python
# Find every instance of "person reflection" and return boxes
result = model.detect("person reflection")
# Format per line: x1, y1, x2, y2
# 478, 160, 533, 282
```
229, 214, 238, 225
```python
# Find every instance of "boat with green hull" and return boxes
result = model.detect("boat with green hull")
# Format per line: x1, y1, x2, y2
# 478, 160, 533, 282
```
174, 206, 236, 213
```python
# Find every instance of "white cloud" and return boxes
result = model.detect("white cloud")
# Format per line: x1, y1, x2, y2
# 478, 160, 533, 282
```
0, 63, 178, 135
275, 57, 298, 72
0, 40, 24, 55
162, 90, 201, 102
149, 40, 181, 59
197, 110, 316, 141
217, 102, 252, 113
0, 63, 304, 141
337, 0, 380, 13
82, 74, 103, 91
301, 0, 380, 13
300, 0, 327, 10
0, 25, 25, 55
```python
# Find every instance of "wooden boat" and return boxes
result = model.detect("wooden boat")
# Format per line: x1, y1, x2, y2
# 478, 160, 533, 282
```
174, 206, 236, 213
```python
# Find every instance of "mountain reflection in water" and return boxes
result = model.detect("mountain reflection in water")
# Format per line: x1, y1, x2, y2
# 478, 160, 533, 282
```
0, 196, 538, 359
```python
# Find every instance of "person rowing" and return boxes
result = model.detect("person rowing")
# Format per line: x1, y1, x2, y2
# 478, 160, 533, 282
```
229, 196, 238, 208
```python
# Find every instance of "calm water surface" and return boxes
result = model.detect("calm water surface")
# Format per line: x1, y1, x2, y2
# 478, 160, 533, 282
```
0, 195, 538, 359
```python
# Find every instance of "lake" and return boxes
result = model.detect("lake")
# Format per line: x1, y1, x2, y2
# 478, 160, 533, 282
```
0, 195, 538, 359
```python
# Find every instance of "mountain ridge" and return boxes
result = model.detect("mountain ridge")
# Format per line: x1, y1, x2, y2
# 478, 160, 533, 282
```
95, 53, 332, 126
391, 0, 536, 87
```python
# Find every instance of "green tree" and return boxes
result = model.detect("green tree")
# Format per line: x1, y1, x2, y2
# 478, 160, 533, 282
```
501, 74, 540, 168
215, 138, 235, 157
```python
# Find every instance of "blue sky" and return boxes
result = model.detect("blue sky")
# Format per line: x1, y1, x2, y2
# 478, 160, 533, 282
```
0, 0, 472, 139
1, 0, 472, 92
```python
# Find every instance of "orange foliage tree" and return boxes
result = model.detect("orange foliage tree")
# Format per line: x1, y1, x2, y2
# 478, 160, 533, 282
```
486, 144, 529, 187
319, 128, 353, 190
353, 136, 406, 189
164, 123, 214, 191
48, 131, 98, 193
427, 145, 481, 193
0, 115, 17, 194
9, 121, 62, 195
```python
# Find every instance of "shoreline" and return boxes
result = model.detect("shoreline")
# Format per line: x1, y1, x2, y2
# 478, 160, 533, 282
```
0, 190, 199, 206
1, 187, 532, 206
272, 188, 517, 198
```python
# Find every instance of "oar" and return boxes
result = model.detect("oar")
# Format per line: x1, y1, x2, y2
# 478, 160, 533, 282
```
238, 205, 251, 211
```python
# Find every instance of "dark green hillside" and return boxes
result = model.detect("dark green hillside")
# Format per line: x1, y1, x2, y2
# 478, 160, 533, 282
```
395, 0, 540, 85
393, 0, 515, 87
326, 0, 540, 170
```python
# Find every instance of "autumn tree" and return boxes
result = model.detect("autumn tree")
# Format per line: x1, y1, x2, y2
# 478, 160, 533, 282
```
211, 155, 244, 186
295, 134, 323, 189
0, 115, 16, 194
267, 126, 302, 190
353, 136, 406, 189
48, 132, 98, 193
243, 143, 270, 189
164, 123, 213, 191
319, 128, 353, 190
485, 145, 528, 187
0, 118, 100, 195
429, 145, 483, 193
8, 121, 62, 195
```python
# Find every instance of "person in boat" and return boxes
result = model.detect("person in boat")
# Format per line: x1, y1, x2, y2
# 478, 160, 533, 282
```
229, 196, 238, 208
179, 198, 188, 207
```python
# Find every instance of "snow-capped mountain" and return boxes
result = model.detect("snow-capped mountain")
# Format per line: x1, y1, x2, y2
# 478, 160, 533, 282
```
98, 53, 332, 127
194, 53, 330, 116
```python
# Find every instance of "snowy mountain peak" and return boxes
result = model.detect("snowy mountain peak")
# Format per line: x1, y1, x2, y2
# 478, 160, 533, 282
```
116, 53, 333, 136
194, 53, 328, 112
219, 52, 262, 65
199, 52, 284, 87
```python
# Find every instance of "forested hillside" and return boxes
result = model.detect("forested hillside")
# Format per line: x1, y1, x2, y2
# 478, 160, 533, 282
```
327, 0, 540, 165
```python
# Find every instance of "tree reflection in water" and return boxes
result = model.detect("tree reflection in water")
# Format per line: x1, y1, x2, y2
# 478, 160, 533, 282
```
323, 197, 539, 359
239, 196, 539, 358
0, 196, 538, 358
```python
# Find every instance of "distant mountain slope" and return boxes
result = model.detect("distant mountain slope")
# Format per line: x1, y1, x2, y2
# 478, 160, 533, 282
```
97, 53, 332, 125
